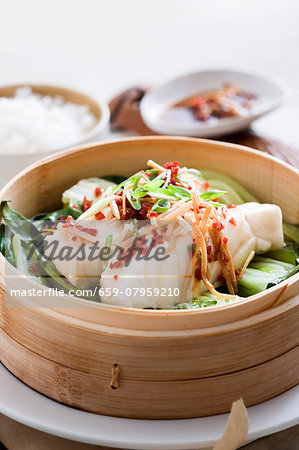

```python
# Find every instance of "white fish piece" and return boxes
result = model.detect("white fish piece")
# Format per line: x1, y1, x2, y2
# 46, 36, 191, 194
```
44, 229, 101, 289
239, 202, 284, 252
100, 223, 192, 308
45, 201, 284, 306
44, 219, 121, 289
102, 202, 284, 306
224, 202, 284, 268
194, 202, 284, 294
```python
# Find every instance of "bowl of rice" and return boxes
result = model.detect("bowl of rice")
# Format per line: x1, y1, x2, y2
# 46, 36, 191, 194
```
0, 84, 110, 186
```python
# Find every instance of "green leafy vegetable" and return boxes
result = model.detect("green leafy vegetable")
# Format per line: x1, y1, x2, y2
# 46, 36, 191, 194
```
238, 250, 299, 297
1, 201, 41, 242
0, 223, 5, 256
0, 202, 99, 301
283, 223, 299, 244
172, 294, 219, 309
265, 244, 299, 266
201, 170, 259, 204
32, 207, 81, 229
102, 175, 126, 184
62, 177, 116, 211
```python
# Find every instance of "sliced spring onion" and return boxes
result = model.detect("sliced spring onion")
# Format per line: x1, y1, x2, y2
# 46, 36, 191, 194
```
111, 172, 140, 194
133, 179, 165, 199
103, 234, 113, 271
166, 185, 191, 199
126, 191, 141, 211
78, 195, 115, 219
199, 190, 227, 201
177, 168, 202, 183
133, 174, 143, 190
146, 169, 159, 180
210, 202, 226, 208
127, 218, 139, 237
152, 199, 171, 213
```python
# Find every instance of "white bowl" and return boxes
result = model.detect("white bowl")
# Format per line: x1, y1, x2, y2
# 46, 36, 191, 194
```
140, 69, 287, 138
0, 84, 110, 188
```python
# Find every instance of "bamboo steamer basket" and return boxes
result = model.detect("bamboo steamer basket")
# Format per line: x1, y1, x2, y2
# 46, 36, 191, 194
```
0, 137, 298, 419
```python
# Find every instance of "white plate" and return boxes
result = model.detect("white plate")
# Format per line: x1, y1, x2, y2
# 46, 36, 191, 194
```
140, 69, 287, 137
0, 364, 298, 449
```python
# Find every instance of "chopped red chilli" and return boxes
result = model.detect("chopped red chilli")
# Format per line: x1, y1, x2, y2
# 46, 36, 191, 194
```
83, 196, 93, 212
212, 221, 224, 231
202, 181, 210, 191
30, 264, 40, 274
148, 210, 158, 219
95, 211, 105, 220
94, 187, 103, 197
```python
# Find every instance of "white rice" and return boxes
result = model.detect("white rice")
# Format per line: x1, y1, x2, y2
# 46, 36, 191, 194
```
0, 87, 98, 154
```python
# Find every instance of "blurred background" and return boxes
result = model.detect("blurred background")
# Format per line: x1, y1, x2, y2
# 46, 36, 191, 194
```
0, 0, 298, 145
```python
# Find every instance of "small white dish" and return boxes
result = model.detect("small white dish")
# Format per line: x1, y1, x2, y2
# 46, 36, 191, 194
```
0, 363, 297, 449
140, 69, 287, 137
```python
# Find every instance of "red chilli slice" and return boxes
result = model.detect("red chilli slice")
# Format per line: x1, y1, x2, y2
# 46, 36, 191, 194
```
83, 196, 93, 212
94, 187, 103, 198
95, 211, 105, 220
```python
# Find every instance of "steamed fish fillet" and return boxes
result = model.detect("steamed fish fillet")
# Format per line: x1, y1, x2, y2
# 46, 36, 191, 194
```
44, 202, 284, 307
44, 219, 121, 289
193, 202, 284, 296
100, 228, 192, 308
102, 202, 284, 307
